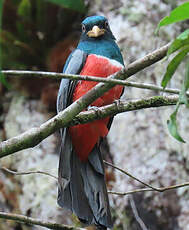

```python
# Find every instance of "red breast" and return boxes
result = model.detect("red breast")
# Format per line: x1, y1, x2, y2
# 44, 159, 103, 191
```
69, 54, 124, 161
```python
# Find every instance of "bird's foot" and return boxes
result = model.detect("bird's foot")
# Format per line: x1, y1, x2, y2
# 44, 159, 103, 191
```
113, 99, 121, 108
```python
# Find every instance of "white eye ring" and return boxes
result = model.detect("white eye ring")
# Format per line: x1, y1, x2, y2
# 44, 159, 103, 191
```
82, 24, 86, 32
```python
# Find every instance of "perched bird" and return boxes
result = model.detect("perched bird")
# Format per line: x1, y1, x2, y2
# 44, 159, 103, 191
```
57, 15, 124, 229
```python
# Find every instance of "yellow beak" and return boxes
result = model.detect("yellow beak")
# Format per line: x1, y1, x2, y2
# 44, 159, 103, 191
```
87, 25, 105, 38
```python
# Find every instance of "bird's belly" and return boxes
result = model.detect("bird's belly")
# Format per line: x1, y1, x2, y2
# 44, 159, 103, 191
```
69, 54, 124, 161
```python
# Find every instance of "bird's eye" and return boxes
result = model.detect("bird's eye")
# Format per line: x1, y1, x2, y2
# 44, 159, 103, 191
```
105, 21, 109, 28
82, 24, 86, 32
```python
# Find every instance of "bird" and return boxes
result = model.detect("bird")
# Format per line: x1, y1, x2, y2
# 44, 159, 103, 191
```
57, 15, 124, 229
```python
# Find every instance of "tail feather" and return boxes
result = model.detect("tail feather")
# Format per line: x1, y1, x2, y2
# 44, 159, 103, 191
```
58, 129, 112, 228
81, 146, 112, 227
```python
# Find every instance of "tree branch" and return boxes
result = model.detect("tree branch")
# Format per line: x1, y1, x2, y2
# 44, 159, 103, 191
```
108, 181, 189, 196
2, 161, 189, 198
0, 167, 57, 180
105, 161, 189, 195
2, 43, 169, 83
0, 212, 85, 230
129, 195, 148, 230
0, 95, 179, 158
3, 71, 186, 96
2, 44, 171, 92
104, 161, 158, 191
0, 43, 170, 158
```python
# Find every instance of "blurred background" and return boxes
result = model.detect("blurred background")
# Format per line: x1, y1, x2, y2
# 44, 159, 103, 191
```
0, 0, 189, 229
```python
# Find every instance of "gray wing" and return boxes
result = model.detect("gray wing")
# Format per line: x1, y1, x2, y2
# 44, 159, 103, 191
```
57, 49, 87, 113
57, 48, 88, 211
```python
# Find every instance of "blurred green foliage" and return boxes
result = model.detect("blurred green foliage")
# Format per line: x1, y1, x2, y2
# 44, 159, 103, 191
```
0, 0, 85, 73
161, 45, 189, 89
46, 0, 86, 13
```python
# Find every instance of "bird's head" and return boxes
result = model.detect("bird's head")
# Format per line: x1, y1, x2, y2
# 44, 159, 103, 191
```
80, 16, 115, 41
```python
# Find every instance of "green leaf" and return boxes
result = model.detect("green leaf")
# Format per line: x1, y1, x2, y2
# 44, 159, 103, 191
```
179, 61, 189, 107
167, 105, 185, 143
167, 62, 189, 143
161, 45, 189, 88
168, 29, 189, 56
17, 0, 31, 20
157, 2, 189, 32
45, 0, 86, 13
184, 60, 189, 90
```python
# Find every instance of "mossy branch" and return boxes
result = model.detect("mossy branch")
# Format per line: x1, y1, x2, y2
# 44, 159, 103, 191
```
0, 95, 179, 158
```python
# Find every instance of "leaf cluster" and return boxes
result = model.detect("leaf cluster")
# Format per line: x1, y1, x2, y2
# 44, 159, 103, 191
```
157, 2, 189, 142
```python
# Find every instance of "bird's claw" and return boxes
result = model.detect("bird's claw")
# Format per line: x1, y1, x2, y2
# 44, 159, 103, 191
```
113, 99, 121, 108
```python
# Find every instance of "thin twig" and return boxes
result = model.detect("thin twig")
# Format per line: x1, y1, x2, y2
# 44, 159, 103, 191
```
4, 69, 187, 96
0, 167, 58, 180
104, 161, 189, 194
2, 164, 189, 197
108, 181, 189, 195
0, 212, 85, 230
124, 81, 186, 95
108, 188, 153, 195
4, 69, 186, 95
129, 195, 148, 230
104, 161, 160, 191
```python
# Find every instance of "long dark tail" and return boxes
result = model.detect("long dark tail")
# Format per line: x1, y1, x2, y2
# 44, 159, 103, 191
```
57, 129, 112, 229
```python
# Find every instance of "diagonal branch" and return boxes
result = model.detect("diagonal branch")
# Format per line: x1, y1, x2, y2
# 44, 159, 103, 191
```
105, 161, 189, 195
0, 212, 85, 230
0, 95, 179, 158
0, 43, 170, 158
104, 161, 158, 191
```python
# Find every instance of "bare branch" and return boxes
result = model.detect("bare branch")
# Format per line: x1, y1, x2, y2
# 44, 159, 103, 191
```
2, 43, 169, 83
0, 212, 85, 230
3, 70, 186, 96
104, 161, 158, 190
2, 162, 189, 198
108, 188, 153, 195
129, 196, 148, 230
124, 81, 187, 95
0, 167, 57, 180
106, 161, 189, 195
108, 181, 189, 196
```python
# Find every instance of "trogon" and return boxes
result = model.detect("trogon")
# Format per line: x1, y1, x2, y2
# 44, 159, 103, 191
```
57, 15, 124, 229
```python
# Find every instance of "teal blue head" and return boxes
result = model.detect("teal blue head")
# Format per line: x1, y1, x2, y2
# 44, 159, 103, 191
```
80, 16, 115, 41
78, 16, 124, 65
